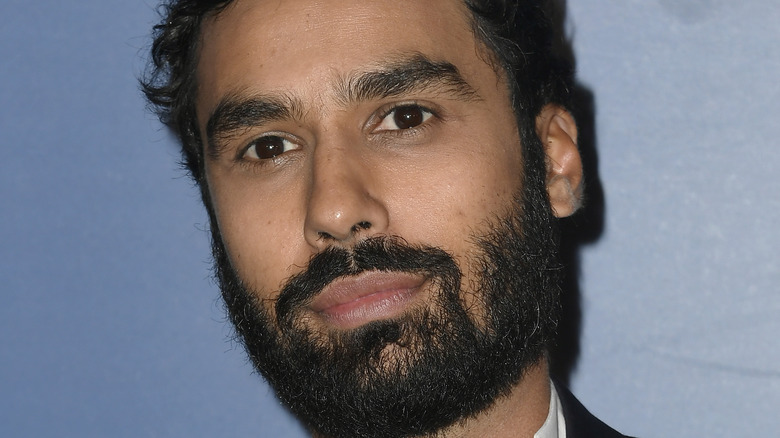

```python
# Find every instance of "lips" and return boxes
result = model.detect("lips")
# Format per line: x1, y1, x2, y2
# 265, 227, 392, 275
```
308, 271, 427, 329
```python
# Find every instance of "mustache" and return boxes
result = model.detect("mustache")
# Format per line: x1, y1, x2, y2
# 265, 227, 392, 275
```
275, 236, 460, 326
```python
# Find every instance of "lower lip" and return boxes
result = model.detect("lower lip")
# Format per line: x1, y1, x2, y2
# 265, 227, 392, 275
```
318, 286, 422, 329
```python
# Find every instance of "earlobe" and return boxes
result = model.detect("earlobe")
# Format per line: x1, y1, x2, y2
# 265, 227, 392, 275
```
536, 104, 583, 218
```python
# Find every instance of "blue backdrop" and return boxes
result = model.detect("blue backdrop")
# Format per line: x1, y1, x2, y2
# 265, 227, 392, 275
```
1, 1, 778, 437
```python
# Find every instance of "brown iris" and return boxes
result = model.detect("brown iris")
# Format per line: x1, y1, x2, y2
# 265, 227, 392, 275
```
393, 105, 426, 129
250, 136, 286, 159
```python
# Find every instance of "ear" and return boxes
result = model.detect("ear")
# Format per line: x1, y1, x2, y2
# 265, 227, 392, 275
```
535, 104, 583, 218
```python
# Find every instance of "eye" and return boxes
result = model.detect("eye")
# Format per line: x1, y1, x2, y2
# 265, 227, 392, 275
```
243, 135, 299, 160
376, 105, 433, 131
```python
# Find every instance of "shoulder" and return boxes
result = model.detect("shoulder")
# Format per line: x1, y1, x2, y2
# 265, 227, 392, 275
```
553, 380, 636, 438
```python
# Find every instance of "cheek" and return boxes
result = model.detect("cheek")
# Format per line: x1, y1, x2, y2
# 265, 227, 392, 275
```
385, 156, 520, 317
207, 171, 307, 296
385, 142, 523, 255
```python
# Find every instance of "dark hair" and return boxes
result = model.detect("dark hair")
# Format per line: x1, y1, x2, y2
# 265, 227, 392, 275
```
141, 0, 574, 190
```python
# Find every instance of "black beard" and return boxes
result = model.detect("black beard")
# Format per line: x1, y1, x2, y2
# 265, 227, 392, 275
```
211, 194, 561, 438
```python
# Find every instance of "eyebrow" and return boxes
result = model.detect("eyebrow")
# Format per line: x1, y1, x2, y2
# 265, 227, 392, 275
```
338, 53, 480, 104
205, 92, 304, 159
204, 54, 479, 158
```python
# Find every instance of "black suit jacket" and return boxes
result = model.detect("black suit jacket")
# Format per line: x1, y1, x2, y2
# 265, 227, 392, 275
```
554, 381, 633, 438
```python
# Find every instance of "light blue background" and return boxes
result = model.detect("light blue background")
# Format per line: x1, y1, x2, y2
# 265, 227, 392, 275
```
1, 1, 778, 437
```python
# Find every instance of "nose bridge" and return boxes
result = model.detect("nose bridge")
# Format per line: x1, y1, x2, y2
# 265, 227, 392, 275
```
304, 131, 388, 247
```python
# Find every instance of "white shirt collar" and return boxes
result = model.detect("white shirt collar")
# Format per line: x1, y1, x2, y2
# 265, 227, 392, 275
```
534, 382, 567, 438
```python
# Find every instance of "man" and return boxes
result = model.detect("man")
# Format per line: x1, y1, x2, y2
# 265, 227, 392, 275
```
143, 0, 630, 437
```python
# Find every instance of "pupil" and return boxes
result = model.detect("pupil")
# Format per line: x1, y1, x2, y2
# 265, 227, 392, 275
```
394, 106, 423, 129
256, 137, 284, 159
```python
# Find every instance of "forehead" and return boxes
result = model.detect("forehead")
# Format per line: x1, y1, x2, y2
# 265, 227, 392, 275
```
196, 0, 492, 114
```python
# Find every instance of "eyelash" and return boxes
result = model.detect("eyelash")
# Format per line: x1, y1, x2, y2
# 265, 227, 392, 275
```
235, 132, 302, 170
373, 102, 439, 134
233, 101, 441, 170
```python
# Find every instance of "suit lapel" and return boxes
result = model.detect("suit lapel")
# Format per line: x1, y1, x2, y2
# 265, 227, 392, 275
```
553, 380, 631, 438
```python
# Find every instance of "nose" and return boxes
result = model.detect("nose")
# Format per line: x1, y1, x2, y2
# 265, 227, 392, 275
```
303, 139, 389, 249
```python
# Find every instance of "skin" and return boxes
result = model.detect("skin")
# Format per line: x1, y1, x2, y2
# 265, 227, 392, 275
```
195, 0, 582, 436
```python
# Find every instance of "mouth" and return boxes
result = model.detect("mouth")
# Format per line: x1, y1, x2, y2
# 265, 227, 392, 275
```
308, 271, 428, 329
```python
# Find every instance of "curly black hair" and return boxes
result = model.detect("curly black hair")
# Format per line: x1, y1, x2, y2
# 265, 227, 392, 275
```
141, 0, 574, 195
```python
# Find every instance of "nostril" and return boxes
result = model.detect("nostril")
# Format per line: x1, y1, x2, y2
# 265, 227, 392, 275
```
317, 231, 335, 241
351, 221, 372, 233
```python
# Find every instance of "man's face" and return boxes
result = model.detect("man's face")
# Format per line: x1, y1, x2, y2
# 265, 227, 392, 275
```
197, 0, 525, 308
195, 0, 562, 436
